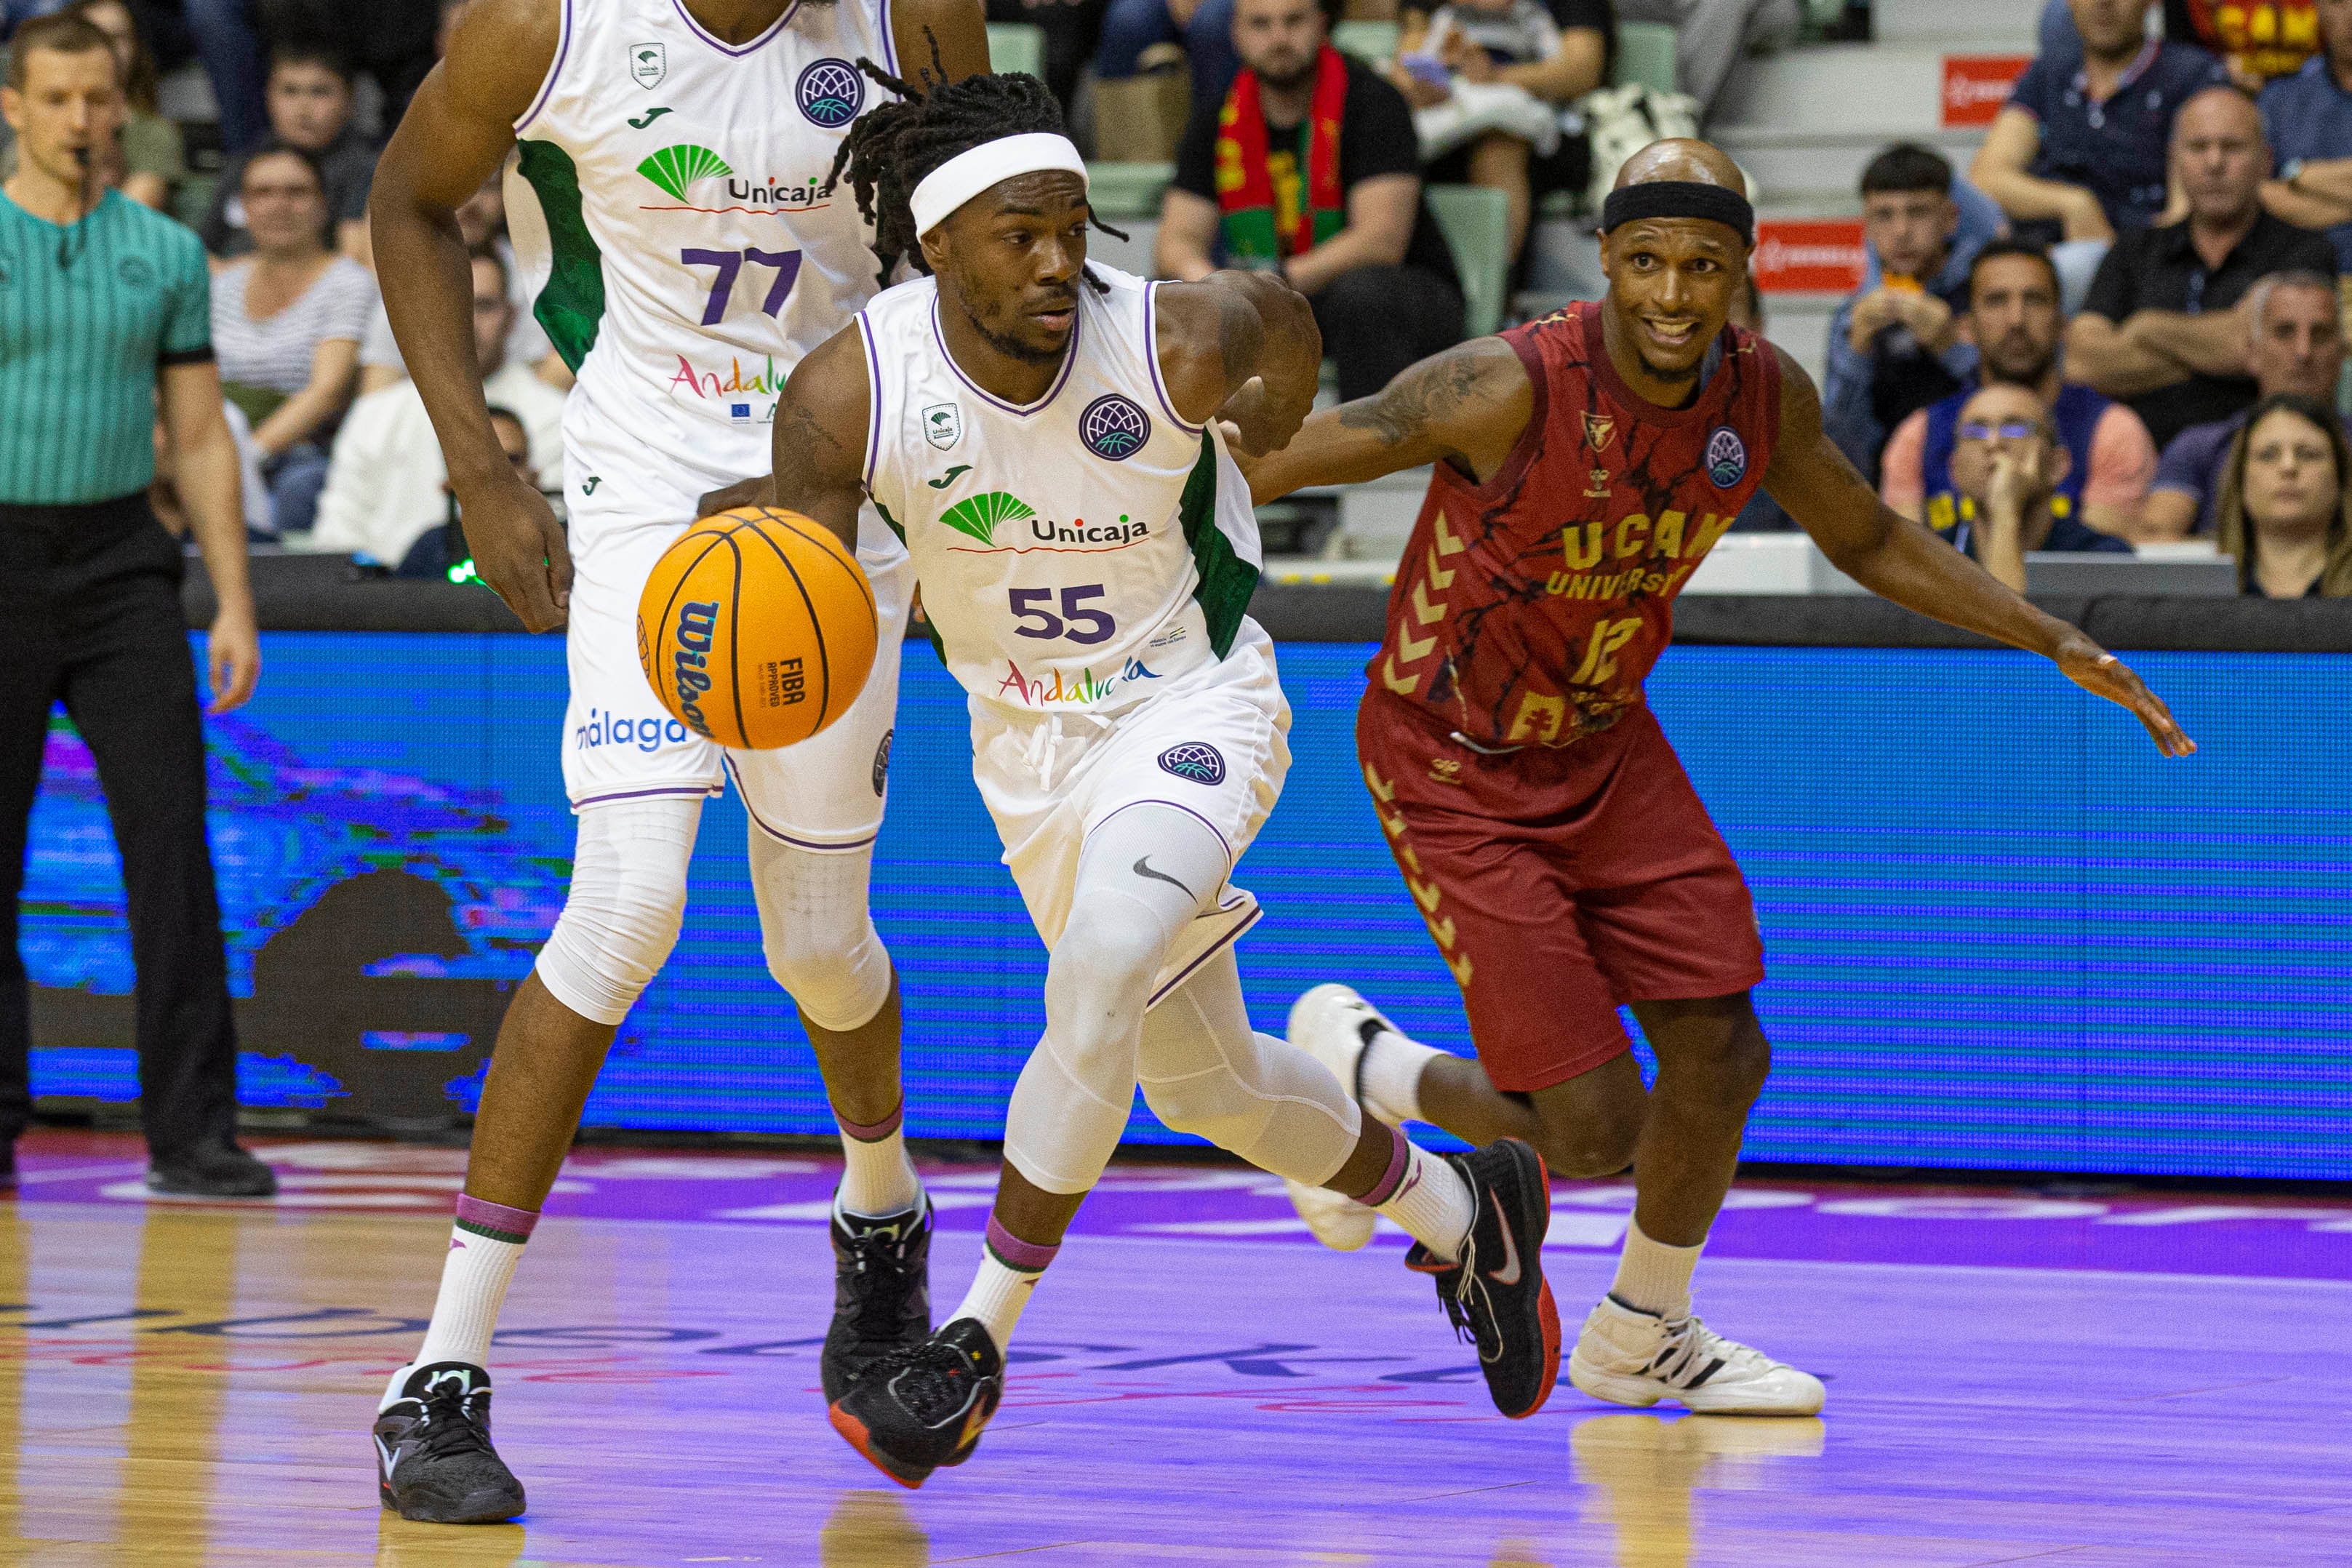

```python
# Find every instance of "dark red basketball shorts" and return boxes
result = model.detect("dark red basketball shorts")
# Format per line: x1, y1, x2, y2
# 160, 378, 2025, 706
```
1354, 692, 1766, 1093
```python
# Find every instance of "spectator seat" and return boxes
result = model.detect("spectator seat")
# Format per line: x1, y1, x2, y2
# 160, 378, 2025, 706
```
1427, 183, 1511, 337
1331, 20, 1401, 65
1615, 21, 1677, 95
987, 22, 1047, 79
1087, 161, 1175, 220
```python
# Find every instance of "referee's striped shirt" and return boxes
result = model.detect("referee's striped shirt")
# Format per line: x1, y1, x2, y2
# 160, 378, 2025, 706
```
0, 188, 213, 506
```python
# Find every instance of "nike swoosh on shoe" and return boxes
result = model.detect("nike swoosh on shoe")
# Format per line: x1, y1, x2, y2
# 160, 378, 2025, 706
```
1484, 1187, 1521, 1287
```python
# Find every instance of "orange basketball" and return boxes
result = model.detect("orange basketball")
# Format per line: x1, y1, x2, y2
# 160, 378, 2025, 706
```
636, 506, 878, 751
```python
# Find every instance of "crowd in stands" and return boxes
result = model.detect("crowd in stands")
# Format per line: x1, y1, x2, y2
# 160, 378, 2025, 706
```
1820, 0, 2352, 595
7, 0, 2351, 597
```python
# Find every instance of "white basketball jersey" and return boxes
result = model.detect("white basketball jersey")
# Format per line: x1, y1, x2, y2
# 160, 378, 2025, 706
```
514, 0, 898, 484
860, 266, 1264, 713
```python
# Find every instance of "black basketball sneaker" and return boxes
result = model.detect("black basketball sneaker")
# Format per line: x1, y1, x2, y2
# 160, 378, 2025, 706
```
372, 1361, 527, 1524
828, 1317, 1003, 1489
822, 1195, 934, 1401
1404, 1138, 1561, 1420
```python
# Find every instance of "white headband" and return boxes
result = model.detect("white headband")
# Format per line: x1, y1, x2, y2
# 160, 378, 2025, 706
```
909, 132, 1089, 237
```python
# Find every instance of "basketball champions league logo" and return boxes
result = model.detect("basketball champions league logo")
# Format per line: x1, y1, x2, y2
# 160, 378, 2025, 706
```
1081, 395, 1151, 461
1705, 426, 1748, 489
797, 60, 864, 127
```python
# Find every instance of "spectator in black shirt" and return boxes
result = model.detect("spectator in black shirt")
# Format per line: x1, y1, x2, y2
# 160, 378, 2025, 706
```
199, 42, 378, 262
2067, 85, 2337, 449
1155, 0, 1465, 401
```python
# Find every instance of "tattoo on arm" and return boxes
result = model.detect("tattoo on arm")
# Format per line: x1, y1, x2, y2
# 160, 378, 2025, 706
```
1337, 348, 1487, 447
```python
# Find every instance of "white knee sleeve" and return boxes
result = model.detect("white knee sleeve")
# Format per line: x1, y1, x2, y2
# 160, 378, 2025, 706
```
748, 829, 893, 1033
535, 795, 702, 1028
1001, 804, 1229, 1196
1138, 949, 1361, 1188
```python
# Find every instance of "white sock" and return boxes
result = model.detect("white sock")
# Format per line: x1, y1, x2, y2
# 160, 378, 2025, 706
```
1609, 1220, 1703, 1320
949, 1217, 1058, 1355
397, 1195, 537, 1399
836, 1099, 922, 1217
1363, 1129, 1476, 1263
1359, 1027, 1441, 1125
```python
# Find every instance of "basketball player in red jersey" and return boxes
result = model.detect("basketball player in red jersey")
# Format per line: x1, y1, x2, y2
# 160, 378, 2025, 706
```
1243, 141, 2195, 1416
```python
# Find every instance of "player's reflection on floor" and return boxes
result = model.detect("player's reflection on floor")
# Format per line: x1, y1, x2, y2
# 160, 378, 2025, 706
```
375, 1512, 526, 1566
1569, 1412, 1828, 1568
823, 1489, 932, 1567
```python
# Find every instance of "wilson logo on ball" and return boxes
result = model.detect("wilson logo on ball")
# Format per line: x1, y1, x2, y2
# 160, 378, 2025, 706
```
671, 600, 721, 737
637, 507, 879, 751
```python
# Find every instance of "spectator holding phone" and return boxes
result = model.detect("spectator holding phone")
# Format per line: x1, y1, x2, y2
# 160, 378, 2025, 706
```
1388, 0, 1608, 261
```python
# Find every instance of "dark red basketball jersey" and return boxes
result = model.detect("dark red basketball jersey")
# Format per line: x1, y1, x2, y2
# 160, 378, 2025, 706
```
1372, 302, 1783, 747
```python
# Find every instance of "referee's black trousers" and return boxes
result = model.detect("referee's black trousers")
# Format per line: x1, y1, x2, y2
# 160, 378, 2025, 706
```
0, 495, 239, 1159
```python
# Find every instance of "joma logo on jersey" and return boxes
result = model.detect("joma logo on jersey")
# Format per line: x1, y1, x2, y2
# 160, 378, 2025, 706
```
670, 601, 721, 737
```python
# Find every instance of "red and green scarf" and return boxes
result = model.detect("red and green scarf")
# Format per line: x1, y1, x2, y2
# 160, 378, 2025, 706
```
1213, 44, 1348, 264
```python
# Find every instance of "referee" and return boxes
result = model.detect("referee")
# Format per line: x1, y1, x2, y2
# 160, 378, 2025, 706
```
0, 14, 272, 1197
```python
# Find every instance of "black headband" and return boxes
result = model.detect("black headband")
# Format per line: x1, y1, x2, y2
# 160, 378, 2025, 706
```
1600, 181, 1755, 246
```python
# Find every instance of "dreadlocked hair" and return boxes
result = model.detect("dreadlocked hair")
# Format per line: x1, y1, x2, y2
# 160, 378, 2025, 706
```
825, 49, 1127, 294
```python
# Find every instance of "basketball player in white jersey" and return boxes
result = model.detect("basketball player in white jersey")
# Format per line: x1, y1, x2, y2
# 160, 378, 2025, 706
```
762, 67, 1561, 1489
365, 0, 986, 1524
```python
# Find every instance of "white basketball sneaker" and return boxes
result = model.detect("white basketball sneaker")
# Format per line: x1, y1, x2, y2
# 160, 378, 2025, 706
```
1567, 1295, 1825, 1415
1281, 984, 1406, 1252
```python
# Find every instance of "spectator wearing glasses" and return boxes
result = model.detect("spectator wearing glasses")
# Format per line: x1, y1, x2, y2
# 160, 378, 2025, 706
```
2257, 0, 2352, 269
1882, 239, 2159, 544
2068, 84, 2337, 451
1945, 382, 2133, 595
1973, 0, 2229, 312
2145, 269, 2346, 537
209, 143, 379, 537
315, 251, 562, 572
1824, 143, 2002, 481
199, 43, 379, 262
2215, 389, 2352, 593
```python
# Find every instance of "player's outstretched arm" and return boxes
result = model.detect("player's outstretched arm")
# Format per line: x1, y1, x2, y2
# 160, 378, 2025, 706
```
1762, 346, 2196, 759
371, 0, 569, 630
1153, 270, 1322, 455
768, 326, 875, 555
1239, 335, 1532, 504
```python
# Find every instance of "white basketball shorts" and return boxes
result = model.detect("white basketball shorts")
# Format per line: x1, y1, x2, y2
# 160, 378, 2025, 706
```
559, 391, 913, 848
970, 620, 1292, 1003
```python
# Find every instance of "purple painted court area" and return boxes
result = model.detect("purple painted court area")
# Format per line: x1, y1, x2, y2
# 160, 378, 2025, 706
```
11, 1132, 2352, 1564
25, 1134, 2352, 1281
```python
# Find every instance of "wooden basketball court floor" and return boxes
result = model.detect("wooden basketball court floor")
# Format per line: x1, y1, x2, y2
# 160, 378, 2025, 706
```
1, 1131, 2347, 1567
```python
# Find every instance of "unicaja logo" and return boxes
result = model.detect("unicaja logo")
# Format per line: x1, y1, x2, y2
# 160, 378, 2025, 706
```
1081, 394, 1151, 460
939, 490, 1036, 545
798, 59, 863, 127
638, 144, 732, 202
671, 601, 721, 736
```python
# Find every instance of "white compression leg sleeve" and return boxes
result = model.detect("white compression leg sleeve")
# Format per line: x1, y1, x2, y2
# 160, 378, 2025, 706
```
1000, 804, 1232, 1195
534, 795, 703, 1026
746, 828, 894, 1033
1138, 948, 1361, 1187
